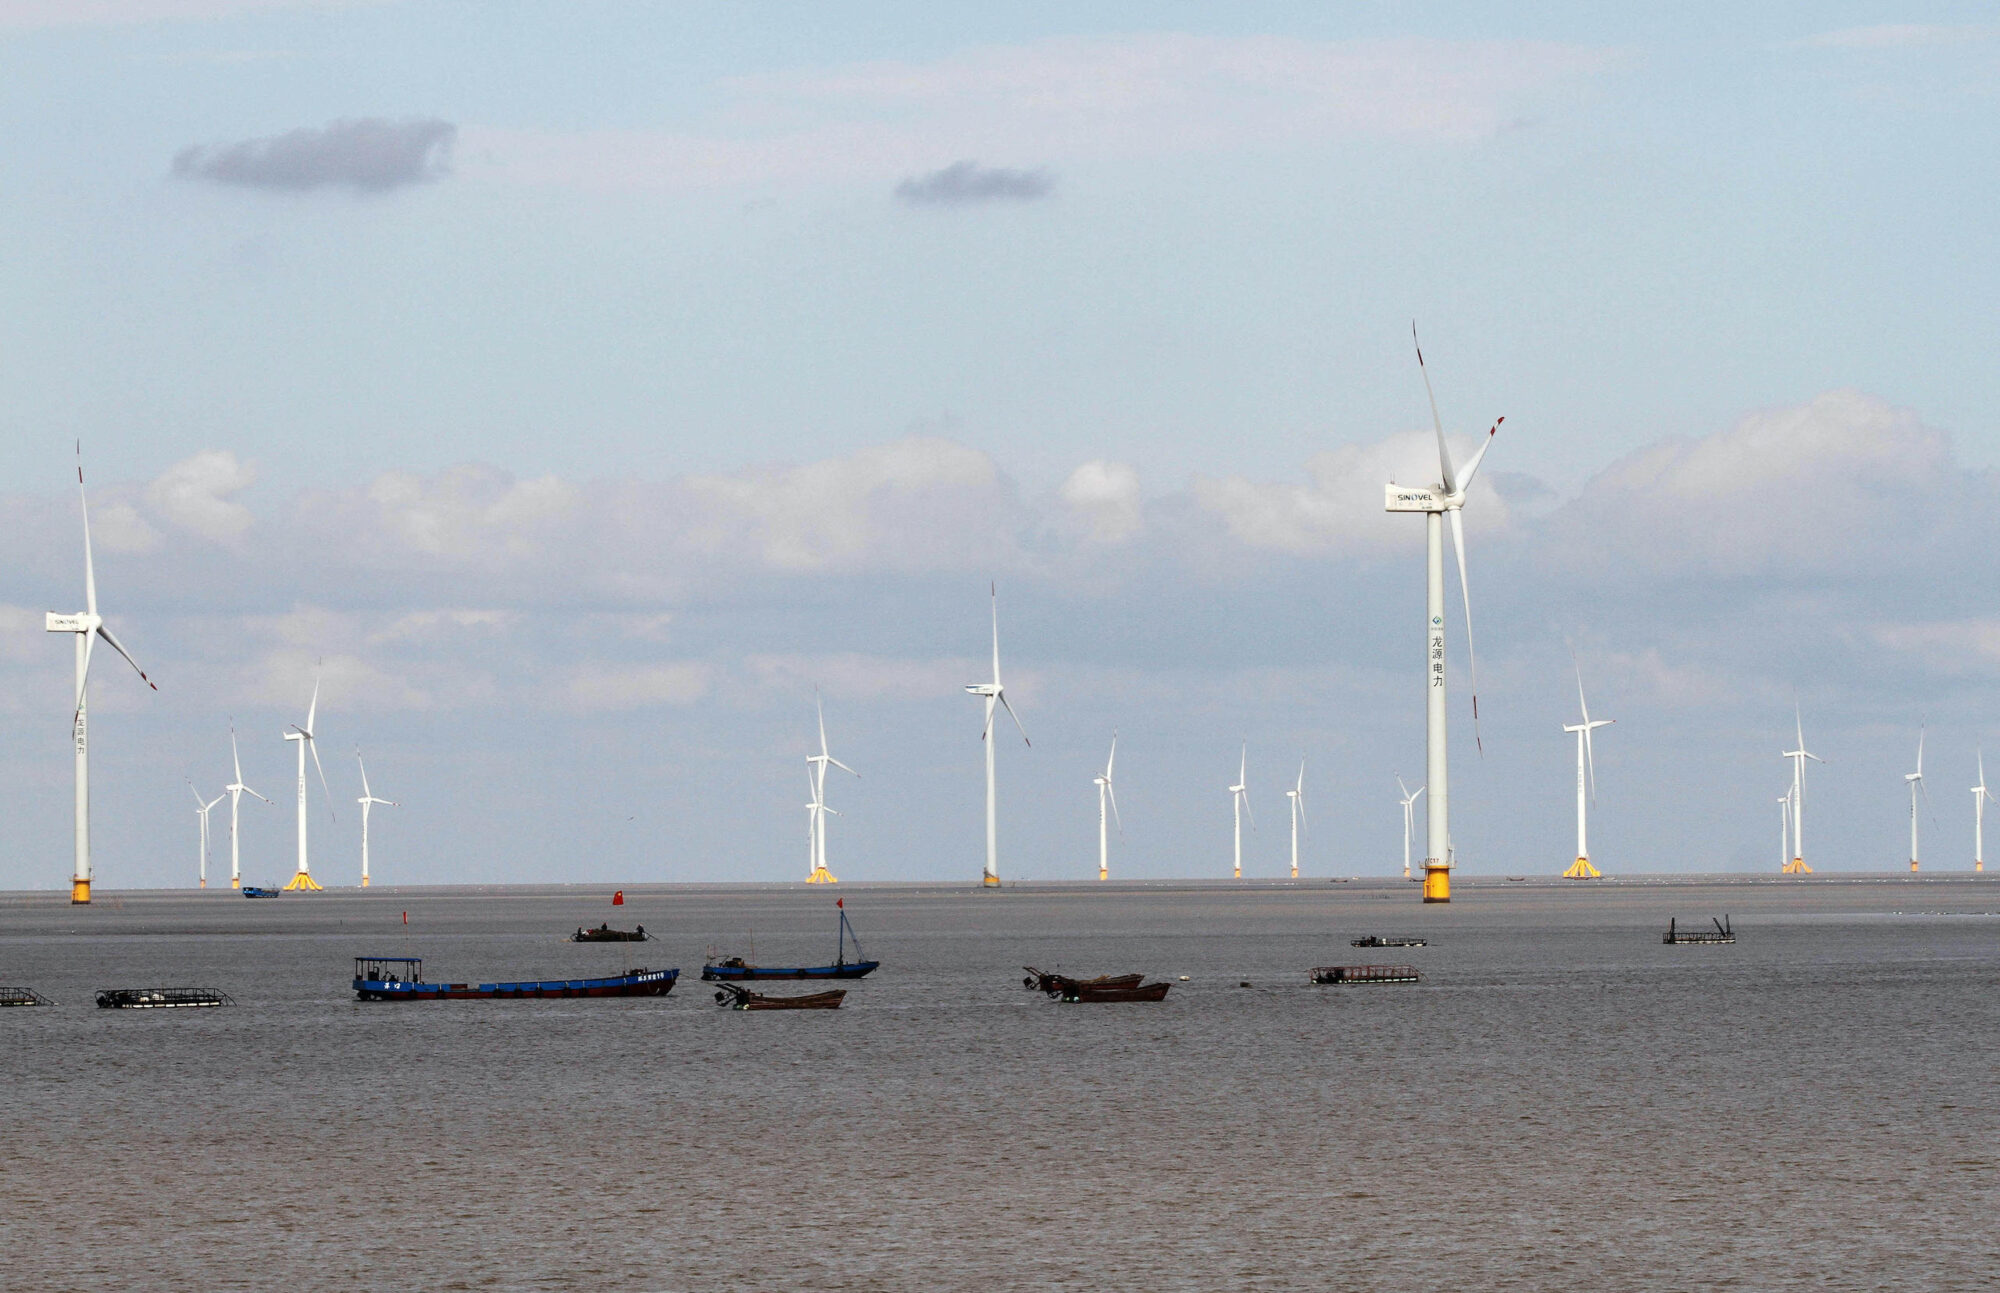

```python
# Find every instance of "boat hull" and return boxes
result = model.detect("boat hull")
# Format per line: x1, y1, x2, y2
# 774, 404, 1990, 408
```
353, 968, 678, 1001
1060, 982, 1171, 1003
715, 986, 846, 1010
701, 961, 878, 981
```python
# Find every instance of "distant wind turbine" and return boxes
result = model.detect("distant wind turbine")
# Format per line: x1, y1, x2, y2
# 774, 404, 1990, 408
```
1384, 326, 1503, 904
1906, 725, 1931, 872
1561, 659, 1613, 879
356, 750, 397, 888
44, 448, 157, 903
1781, 705, 1823, 874
964, 585, 1027, 887
282, 673, 334, 891
1229, 744, 1252, 879
224, 723, 272, 890
1974, 751, 1994, 873
805, 693, 857, 884
1093, 733, 1120, 881
189, 782, 224, 889
1397, 778, 1424, 881
1285, 759, 1306, 879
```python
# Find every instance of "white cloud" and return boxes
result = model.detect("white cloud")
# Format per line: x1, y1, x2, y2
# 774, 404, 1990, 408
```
1867, 620, 2000, 677
145, 449, 256, 541
1800, 25, 1993, 49
741, 652, 979, 702
1058, 460, 1142, 543
567, 662, 712, 711
92, 499, 161, 554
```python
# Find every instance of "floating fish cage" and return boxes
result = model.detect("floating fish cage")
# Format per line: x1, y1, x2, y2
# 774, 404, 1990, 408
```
95, 987, 234, 1009
0, 986, 54, 1007
1350, 936, 1428, 948
1310, 965, 1421, 985
1663, 917, 1734, 945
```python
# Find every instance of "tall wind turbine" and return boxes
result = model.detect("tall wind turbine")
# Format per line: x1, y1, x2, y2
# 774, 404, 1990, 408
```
964, 585, 1027, 887
1384, 327, 1503, 903
189, 782, 223, 889
44, 450, 157, 903
1561, 661, 1614, 879
1397, 778, 1424, 881
1781, 705, 1823, 874
1974, 751, 1994, 873
805, 694, 857, 884
224, 723, 271, 889
1228, 744, 1253, 879
1094, 733, 1120, 881
355, 750, 397, 888
1906, 726, 1930, 873
1285, 759, 1306, 879
282, 674, 333, 891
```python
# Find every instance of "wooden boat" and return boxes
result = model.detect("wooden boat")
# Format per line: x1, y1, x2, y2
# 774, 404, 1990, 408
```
1022, 967, 1144, 995
1664, 916, 1735, 945
241, 886, 280, 899
1059, 981, 1171, 1003
352, 956, 678, 1001
1351, 936, 1427, 948
713, 983, 845, 1010
1, 986, 54, 1007
96, 987, 233, 1008
701, 903, 878, 980
1310, 964, 1420, 984
572, 924, 648, 942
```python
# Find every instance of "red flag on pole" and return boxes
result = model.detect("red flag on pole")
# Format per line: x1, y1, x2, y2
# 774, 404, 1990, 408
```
836, 898, 843, 909
612, 890, 625, 906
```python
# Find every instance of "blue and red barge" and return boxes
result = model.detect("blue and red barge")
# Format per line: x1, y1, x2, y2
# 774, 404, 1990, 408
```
353, 956, 678, 1001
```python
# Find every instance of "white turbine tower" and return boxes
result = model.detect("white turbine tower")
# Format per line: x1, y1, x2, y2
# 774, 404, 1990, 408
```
1384, 327, 1502, 903
805, 694, 857, 884
224, 723, 271, 890
964, 585, 1028, 887
1781, 705, 1823, 874
189, 782, 224, 889
1285, 759, 1306, 879
1094, 734, 1120, 881
1228, 744, 1252, 879
1561, 661, 1614, 879
45, 451, 157, 904
355, 750, 397, 888
1397, 778, 1424, 881
1974, 751, 1994, 873
1778, 794, 1792, 873
282, 674, 333, 891
1906, 726, 1930, 873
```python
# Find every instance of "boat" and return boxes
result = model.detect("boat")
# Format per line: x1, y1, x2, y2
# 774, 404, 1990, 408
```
1058, 980, 1171, 1003
96, 987, 233, 1008
701, 902, 878, 980
0, 987, 54, 1007
352, 956, 678, 1001
241, 887, 280, 899
1663, 916, 1735, 945
572, 924, 649, 942
1310, 965, 1420, 984
1023, 967, 1145, 996
714, 983, 846, 1010
1351, 936, 1427, 948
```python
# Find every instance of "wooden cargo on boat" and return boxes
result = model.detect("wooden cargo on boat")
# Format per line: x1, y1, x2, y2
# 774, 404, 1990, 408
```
1023, 967, 1144, 995
713, 983, 846, 1010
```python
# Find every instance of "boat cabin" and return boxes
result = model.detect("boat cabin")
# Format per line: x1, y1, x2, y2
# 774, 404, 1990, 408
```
356, 956, 424, 984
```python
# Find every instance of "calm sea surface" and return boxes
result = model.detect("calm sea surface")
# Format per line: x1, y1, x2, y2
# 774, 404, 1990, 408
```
4, 876, 1998, 1291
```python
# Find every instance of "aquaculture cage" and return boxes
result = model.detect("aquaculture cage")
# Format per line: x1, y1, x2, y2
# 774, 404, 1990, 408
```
95, 987, 234, 1009
0, 986, 54, 1007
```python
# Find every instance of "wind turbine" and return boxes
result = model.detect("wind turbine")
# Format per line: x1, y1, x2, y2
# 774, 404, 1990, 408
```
355, 750, 397, 888
224, 723, 271, 889
44, 449, 157, 903
1397, 778, 1424, 881
1778, 794, 1792, 873
1285, 759, 1306, 879
1228, 744, 1253, 878
1974, 751, 1994, 873
1093, 733, 1120, 881
1561, 660, 1614, 879
189, 782, 224, 889
964, 585, 1028, 887
281, 673, 334, 891
805, 693, 857, 884
1906, 725, 1931, 873
1781, 705, 1823, 874
1384, 326, 1503, 903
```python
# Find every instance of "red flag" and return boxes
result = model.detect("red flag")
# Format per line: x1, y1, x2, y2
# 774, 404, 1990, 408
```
836, 898, 843, 909
612, 890, 624, 906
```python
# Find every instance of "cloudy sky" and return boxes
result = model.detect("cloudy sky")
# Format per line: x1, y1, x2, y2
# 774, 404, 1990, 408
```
2, 2, 1997, 889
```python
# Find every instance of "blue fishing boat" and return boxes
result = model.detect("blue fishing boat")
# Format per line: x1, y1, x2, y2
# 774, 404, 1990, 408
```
702, 900, 879, 981
352, 956, 678, 1001
241, 886, 281, 899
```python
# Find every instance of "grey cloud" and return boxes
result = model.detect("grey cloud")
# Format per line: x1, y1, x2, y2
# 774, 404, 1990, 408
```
894, 160, 1053, 206
172, 117, 456, 193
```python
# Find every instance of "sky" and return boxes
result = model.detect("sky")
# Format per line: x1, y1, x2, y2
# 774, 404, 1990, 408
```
2, 1, 1998, 889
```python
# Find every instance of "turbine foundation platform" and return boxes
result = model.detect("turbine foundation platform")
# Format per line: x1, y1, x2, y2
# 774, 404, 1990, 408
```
1782, 857, 1812, 874
1978, 862, 1986, 873
361, 875, 370, 888
981, 873, 1000, 888
805, 866, 837, 884
1098, 867, 1107, 881
231, 876, 241, 889
1910, 860, 1920, 872
1422, 862, 1451, 903
71, 878, 90, 904
283, 871, 323, 892
1562, 857, 1602, 879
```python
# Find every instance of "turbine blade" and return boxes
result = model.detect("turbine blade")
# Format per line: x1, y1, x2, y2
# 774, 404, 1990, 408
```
1243, 790, 1254, 832
990, 584, 1001, 687
1457, 418, 1503, 490
829, 757, 858, 777
1106, 732, 1117, 781
308, 736, 335, 822
998, 691, 1029, 746
1413, 322, 1457, 494
1448, 507, 1482, 754
816, 691, 829, 758
232, 725, 244, 780
78, 450, 99, 618
1397, 775, 1411, 801
357, 751, 372, 799
75, 631, 96, 715
1108, 782, 1122, 834
188, 780, 203, 807
1584, 725, 1598, 804
305, 673, 320, 734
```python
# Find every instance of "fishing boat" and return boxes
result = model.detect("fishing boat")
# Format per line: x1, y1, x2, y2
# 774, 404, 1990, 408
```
1309, 964, 1421, 984
96, 987, 233, 1008
1351, 936, 1427, 948
713, 983, 846, 1010
572, 924, 648, 942
1022, 967, 1144, 995
1, 986, 54, 1007
1058, 980, 1171, 1003
241, 886, 280, 899
1663, 916, 1734, 945
352, 956, 678, 1001
701, 901, 878, 980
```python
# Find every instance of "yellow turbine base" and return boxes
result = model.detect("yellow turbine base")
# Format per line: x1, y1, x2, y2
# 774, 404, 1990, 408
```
1233, 866, 1241, 879
70, 878, 90, 904
200, 878, 207, 889
1911, 860, 1920, 873
1782, 857, 1812, 874
982, 873, 1000, 888
231, 876, 241, 889
1978, 862, 1985, 872
361, 875, 369, 888
1291, 866, 1298, 879
1563, 857, 1601, 880
1422, 863, 1451, 903
283, 870, 323, 892
1099, 867, 1107, 881
805, 866, 838, 884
